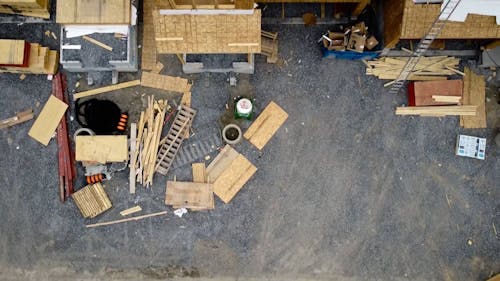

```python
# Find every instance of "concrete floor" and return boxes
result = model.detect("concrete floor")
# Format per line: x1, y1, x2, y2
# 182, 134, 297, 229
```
0, 17, 499, 281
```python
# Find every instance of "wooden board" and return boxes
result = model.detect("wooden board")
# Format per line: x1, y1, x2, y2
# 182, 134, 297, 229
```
0, 40, 25, 65
192, 163, 206, 183
395, 105, 478, 116
142, 0, 157, 70
73, 80, 141, 99
408, 80, 463, 106
120, 205, 142, 216
206, 144, 239, 181
75, 135, 128, 163
165, 181, 214, 209
28, 95, 67, 146
153, 10, 261, 54
0, 0, 50, 19
244, 101, 288, 150
461, 67, 487, 128
0, 109, 34, 129
56, 0, 130, 24
141, 72, 191, 93
212, 154, 257, 203
72, 183, 112, 218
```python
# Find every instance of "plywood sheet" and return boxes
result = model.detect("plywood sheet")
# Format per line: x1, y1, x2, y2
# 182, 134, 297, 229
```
141, 72, 191, 93
244, 101, 288, 150
165, 181, 214, 209
56, 0, 130, 24
410, 80, 462, 106
212, 154, 257, 203
0, 40, 25, 65
206, 144, 239, 181
28, 95, 67, 146
460, 67, 487, 128
153, 10, 261, 54
75, 135, 128, 163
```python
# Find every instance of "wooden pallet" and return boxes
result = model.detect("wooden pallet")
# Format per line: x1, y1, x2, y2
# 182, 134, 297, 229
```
155, 105, 196, 175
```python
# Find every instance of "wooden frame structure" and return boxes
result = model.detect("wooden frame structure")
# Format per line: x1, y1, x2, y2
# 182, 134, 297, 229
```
383, 0, 500, 48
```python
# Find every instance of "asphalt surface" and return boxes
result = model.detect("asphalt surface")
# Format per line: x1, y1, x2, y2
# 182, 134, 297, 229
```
0, 7, 499, 281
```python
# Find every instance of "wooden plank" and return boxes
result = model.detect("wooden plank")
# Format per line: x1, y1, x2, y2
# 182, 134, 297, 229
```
120, 205, 142, 216
57, 0, 130, 24
82, 35, 113, 51
213, 154, 257, 203
206, 144, 239, 182
244, 101, 288, 150
28, 95, 68, 146
0, 39, 25, 65
86, 211, 167, 228
142, 0, 157, 70
487, 274, 500, 281
141, 72, 191, 93
73, 80, 141, 99
192, 163, 206, 182
129, 123, 137, 194
395, 105, 478, 116
0, 109, 34, 129
180, 91, 191, 107
165, 181, 214, 209
352, 0, 369, 16
75, 135, 128, 163
432, 95, 461, 103
461, 67, 487, 128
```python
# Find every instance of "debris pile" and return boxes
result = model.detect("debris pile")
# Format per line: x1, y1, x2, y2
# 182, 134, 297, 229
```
321, 22, 379, 53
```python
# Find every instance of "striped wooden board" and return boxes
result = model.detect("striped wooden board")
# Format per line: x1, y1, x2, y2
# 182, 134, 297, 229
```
72, 183, 112, 218
460, 67, 487, 129
244, 101, 288, 150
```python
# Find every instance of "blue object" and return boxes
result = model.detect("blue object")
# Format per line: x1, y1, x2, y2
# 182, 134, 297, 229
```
321, 47, 379, 60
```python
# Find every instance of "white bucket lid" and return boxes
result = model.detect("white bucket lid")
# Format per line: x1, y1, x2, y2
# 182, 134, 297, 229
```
236, 98, 252, 114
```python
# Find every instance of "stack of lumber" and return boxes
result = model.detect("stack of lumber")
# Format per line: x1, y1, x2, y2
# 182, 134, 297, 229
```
72, 183, 112, 218
130, 96, 168, 188
0, 0, 50, 19
365, 56, 461, 83
0, 40, 58, 74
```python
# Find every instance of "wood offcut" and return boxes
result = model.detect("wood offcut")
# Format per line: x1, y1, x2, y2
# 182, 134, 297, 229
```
28, 95, 68, 146
73, 80, 141, 99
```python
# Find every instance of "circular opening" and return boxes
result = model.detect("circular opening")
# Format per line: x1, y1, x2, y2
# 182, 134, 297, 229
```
222, 124, 242, 145
225, 127, 240, 141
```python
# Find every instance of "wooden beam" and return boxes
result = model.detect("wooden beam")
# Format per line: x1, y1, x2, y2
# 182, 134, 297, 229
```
352, 0, 369, 16
129, 123, 137, 194
120, 205, 142, 216
73, 80, 141, 99
0, 109, 34, 130
432, 95, 461, 103
82, 35, 113, 51
86, 211, 168, 228
395, 105, 477, 116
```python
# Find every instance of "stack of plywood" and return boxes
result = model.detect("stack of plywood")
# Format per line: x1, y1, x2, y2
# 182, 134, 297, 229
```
0, 0, 50, 19
365, 56, 461, 82
0, 40, 58, 74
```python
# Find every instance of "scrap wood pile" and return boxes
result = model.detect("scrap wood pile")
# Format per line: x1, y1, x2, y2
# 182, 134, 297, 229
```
0, 39, 59, 74
365, 56, 462, 84
394, 67, 487, 129
321, 21, 379, 53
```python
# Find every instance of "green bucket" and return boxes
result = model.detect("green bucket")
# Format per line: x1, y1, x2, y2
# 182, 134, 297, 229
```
234, 98, 253, 120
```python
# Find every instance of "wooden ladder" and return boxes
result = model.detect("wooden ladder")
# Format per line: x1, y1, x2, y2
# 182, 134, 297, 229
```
388, 0, 462, 94
155, 105, 197, 176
